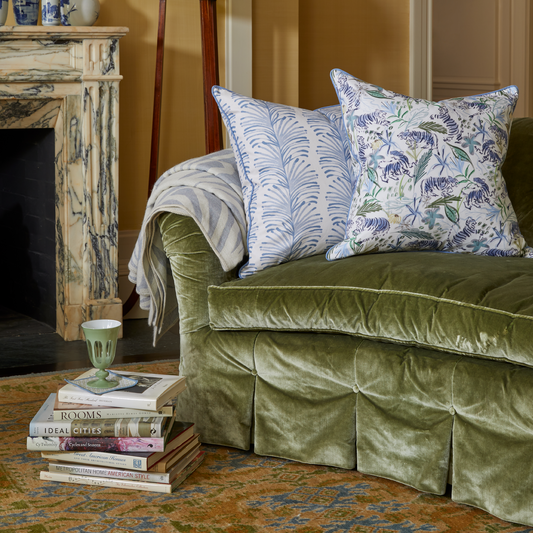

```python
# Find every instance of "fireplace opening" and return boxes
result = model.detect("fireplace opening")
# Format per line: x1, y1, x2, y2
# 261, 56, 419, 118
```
0, 128, 56, 330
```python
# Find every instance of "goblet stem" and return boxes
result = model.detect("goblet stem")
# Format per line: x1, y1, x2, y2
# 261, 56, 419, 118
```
88, 369, 118, 389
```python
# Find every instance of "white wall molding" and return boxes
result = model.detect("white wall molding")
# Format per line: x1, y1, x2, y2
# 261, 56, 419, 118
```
432, 77, 500, 101
433, 75, 502, 86
498, 0, 530, 117
225, 0, 252, 146
409, 0, 433, 99
225, 0, 252, 97
433, 0, 530, 116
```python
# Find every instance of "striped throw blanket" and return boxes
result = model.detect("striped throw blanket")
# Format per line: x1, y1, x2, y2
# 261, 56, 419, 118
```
128, 149, 247, 343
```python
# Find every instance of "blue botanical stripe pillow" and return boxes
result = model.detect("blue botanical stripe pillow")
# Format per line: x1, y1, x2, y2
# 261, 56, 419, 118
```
327, 69, 533, 261
316, 104, 362, 191
213, 87, 356, 278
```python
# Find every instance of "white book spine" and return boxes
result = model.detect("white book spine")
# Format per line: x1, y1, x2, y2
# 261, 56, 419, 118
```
30, 395, 70, 437
41, 451, 147, 470
40, 470, 171, 493
48, 462, 170, 483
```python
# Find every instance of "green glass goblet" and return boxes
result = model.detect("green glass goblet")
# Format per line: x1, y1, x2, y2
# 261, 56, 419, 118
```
81, 319, 121, 389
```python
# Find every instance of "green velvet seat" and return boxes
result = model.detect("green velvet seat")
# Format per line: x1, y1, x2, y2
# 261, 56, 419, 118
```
158, 116, 533, 527
209, 250, 533, 367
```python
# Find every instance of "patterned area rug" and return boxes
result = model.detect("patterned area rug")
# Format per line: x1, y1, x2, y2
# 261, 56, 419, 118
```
1, 361, 531, 533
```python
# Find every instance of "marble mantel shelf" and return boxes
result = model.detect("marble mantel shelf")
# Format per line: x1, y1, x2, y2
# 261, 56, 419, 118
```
0, 26, 128, 38
0, 27, 129, 340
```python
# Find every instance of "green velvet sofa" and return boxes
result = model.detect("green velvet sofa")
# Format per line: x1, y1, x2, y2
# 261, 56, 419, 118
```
158, 117, 533, 526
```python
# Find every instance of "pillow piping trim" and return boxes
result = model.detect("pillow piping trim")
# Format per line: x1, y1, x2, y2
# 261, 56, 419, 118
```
211, 86, 255, 277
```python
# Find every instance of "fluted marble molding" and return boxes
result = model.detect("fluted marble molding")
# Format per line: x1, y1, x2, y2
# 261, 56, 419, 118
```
0, 27, 128, 340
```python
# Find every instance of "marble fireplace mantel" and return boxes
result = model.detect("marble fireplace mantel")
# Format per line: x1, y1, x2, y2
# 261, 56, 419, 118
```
0, 26, 128, 340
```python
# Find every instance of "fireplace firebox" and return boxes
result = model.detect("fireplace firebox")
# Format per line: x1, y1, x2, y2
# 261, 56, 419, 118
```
0, 128, 56, 328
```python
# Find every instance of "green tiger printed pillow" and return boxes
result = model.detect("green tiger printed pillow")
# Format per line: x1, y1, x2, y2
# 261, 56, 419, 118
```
327, 69, 533, 261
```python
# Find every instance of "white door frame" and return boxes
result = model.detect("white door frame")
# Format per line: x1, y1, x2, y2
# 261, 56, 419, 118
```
498, 0, 530, 117
225, 0, 253, 97
413, 0, 530, 115
409, 0, 433, 100
224, 0, 252, 146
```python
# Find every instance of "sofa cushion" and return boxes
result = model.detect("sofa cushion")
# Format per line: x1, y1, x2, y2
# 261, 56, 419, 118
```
212, 87, 356, 278
208, 251, 533, 368
327, 69, 532, 261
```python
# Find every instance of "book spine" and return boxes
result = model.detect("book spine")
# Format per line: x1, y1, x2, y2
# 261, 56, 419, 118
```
149, 435, 199, 473
40, 470, 171, 493
30, 419, 71, 437
41, 451, 148, 470
48, 462, 169, 483
170, 451, 205, 489
28, 436, 165, 452
166, 446, 201, 480
53, 407, 173, 421
29, 417, 165, 438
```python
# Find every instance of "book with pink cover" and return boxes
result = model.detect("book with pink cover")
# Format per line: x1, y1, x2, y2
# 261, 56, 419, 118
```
28, 435, 167, 452
40, 421, 195, 470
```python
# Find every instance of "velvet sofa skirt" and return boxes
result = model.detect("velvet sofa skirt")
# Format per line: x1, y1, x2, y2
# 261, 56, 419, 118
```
176, 327, 533, 526
160, 212, 533, 527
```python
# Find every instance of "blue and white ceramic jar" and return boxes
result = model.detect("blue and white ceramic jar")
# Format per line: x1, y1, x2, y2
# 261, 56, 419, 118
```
0, 0, 9, 26
42, 0, 60, 25
61, 0, 100, 26
12, 0, 39, 25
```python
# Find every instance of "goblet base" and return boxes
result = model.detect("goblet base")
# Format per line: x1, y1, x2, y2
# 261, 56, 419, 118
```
88, 378, 119, 389
88, 369, 119, 389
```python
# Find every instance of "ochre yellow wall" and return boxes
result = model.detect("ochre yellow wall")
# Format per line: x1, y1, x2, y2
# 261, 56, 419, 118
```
97, 0, 226, 231
252, 0, 410, 111
252, 0, 299, 107
298, 0, 410, 110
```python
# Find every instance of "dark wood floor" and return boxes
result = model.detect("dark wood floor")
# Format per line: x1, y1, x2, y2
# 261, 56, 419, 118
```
0, 306, 180, 378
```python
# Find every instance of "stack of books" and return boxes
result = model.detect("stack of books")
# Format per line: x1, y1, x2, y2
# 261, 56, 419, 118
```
27, 369, 204, 493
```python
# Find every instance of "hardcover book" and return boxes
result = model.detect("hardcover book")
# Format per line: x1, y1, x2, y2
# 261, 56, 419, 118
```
53, 390, 174, 421
28, 434, 168, 452
148, 433, 200, 473
47, 460, 171, 483
47, 444, 201, 484
163, 445, 202, 482
31, 394, 170, 437
57, 370, 186, 411
40, 451, 205, 493
40, 421, 195, 471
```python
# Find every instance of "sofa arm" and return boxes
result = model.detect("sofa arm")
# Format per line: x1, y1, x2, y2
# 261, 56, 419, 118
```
158, 212, 239, 334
